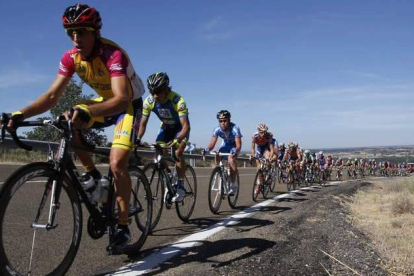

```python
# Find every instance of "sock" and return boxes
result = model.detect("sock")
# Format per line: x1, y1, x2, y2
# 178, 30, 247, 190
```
118, 224, 128, 231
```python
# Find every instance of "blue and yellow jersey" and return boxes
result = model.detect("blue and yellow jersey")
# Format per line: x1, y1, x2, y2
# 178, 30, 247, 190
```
142, 91, 188, 128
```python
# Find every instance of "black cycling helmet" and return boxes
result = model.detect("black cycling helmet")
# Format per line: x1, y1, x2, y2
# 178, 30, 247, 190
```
217, 110, 231, 120
62, 4, 102, 30
147, 72, 170, 92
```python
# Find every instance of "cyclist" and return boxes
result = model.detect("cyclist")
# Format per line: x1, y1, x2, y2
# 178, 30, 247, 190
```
204, 110, 242, 195
303, 150, 314, 181
3, 3, 144, 250
250, 124, 274, 164
317, 151, 327, 177
137, 72, 190, 202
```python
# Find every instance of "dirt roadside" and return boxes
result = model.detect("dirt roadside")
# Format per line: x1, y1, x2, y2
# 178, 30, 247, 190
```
145, 180, 387, 275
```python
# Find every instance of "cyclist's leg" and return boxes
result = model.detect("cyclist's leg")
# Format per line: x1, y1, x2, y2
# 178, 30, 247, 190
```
109, 98, 142, 248
71, 98, 108, 177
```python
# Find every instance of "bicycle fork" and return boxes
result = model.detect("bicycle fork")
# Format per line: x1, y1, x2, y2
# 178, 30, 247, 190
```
31, 178, 60, 230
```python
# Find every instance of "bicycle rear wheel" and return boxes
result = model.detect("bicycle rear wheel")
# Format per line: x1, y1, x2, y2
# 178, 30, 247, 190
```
143, 163, 165, 232
125, 166, 152, 254
228, 170, 240, 209
0, 162, 82, 276
208, 167, 223, 214
176, 165, 197, 222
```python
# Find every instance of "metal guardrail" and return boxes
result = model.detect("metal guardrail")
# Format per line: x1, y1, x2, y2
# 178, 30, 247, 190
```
0, 137, 250, 167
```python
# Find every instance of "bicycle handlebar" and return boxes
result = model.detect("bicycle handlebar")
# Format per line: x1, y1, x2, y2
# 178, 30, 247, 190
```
138, 143, 179, 162
0, 113, 95, 152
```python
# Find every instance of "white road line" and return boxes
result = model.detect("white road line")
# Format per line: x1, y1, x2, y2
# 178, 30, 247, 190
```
110, 189, 308, 275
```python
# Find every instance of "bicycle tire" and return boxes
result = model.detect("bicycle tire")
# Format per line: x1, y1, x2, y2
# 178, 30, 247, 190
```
123, 166, 152, 254
252, 170, 262, 202
262, 174, 271, 199
208, 167, 223, 214
143, 163, 165, 232
277, 167, 284, 184
0, 162, 82, 276
287, 170, 294, 191
270, 169, 277, 192
228, 170, 240, 209
176, 165, 197, 222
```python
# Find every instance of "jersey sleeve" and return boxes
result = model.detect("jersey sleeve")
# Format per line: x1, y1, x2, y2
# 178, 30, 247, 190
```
176, 97, 188, 117
58, 51, 75, 77
232, 125, 242, 138
107, 50, 128, 77
142, 96, 154, 117
212, 127, 220, 137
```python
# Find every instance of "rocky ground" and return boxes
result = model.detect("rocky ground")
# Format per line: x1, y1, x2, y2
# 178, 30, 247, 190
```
147, 180, 387, 275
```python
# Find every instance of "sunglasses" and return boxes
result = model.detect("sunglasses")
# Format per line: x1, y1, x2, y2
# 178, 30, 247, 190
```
66, 27, 95, 37
219, 119, 228, 123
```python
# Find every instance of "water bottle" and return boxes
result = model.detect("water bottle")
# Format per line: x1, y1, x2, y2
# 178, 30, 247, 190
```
80, 173, 95, 191
98, 176, 110, 203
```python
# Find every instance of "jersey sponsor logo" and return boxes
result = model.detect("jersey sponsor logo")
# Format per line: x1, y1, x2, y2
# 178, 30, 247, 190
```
109, 63, 123, 71
172, 96, 180, 104
162, 119, 176, 125
178, 103, 186, 112
115, 130, 131, 136
75, 63, 87, 73
143, 103, 149, 109
158, 108, 173, 118
148, 96, 154, 104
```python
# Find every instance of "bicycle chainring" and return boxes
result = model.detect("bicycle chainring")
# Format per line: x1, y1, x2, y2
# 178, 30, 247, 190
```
87, 215, 106, 240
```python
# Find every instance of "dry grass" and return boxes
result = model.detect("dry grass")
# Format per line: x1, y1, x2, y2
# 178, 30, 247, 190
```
348, 177, 414, 275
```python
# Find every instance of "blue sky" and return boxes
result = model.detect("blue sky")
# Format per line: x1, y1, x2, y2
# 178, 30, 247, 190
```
1, 0, 413, 150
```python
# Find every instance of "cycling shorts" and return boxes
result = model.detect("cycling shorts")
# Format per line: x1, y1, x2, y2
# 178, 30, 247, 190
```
75, 97, 142, 151
219, 143, 237, 158
155, 126, 189, 144
255, 144, 270, 158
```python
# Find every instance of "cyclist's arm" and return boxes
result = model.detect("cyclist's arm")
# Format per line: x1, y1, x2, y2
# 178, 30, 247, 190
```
177, 116, 190, 142
19, 74, 70, 119
269, 143, 274, 158
207, 136, 218, 151
137, 115, 149, 140
86, 76, 129, 118
250, 141, 255, 157
235, 136, 242, 155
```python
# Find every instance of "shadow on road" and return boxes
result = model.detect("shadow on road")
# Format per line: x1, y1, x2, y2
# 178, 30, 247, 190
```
111, 235, 276, 275
258, 205, 291, 215
150, 217, 223, 237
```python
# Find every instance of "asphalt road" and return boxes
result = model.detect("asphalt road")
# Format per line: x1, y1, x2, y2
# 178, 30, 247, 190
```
0, 164, 354, 276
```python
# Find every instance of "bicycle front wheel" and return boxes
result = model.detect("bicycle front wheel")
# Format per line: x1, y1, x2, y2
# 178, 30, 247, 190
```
287, 170, 294, 191
270, 168, 277, 192
176, 165, 197, 222
228, 170, 240, 209
125, 166, 152, 254
143, 163, 165, 232
252, 170, 262, 202
0, 162, 82, 276
208, 167, 223, 214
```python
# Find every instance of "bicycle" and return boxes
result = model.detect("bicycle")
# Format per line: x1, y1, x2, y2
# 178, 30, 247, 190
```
251, 157, 272, 201
0, 114, 152, 276
335, 166, 343, 181
204, 151, 240, 214
286, 160, 298, 191
142, 143, 197, 232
